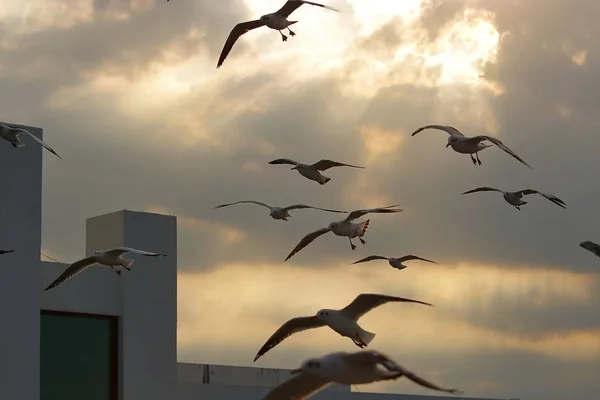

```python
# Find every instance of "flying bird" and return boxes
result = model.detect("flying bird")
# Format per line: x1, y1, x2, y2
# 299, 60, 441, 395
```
263, 350, 462, 400
214, 200, 346, 221
44, 247, 167, 291
269, 158, 364, 185
0, 249, 15, 255
352, 254, 437, 270
411, 124, 531, 168
580, 241, 600, 258
461, 187, 566, 210
217, 0, 340, 68
284, 205, 403, 261
253, 293, 431, 362
0, 123, 62, 159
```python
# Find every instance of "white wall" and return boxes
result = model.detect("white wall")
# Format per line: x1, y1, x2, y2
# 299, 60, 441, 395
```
0, 122, 43, 400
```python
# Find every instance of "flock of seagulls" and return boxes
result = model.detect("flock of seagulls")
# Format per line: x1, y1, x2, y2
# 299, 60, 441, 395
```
1, 1, 598, 399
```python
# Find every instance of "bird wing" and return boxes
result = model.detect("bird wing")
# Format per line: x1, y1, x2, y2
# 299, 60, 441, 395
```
254, 316, 327, 362
18, 128, 62, 159
274, 0, 340, 18
344, 205, 403, 223
216, 19, 266, 68
44, 256, 98, 291
580, 241, 600, 257
517, 189, 567, 208
284, 227, 332, 262
343, 349, 396, 366
339, 293, 433, 321
262, 372, 331, 400
0, 249, 15, 255
401, 368, 463, 395
351, 255, 390, 264
461, 186, 503, 195
269, 158, 301, 166
214, 200, 272, 210
282, 204, 347, 214
398, 255, 437, 264
105, 247, 167, 257
469, 135, 532, 168
411, 124, 464, 137
310, 159, 365, 171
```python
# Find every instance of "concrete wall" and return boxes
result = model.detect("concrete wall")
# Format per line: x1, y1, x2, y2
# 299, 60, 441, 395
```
0, 122, 44, 400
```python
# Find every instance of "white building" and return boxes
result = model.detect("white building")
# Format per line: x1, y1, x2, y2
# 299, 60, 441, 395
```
0, 122, 507, 400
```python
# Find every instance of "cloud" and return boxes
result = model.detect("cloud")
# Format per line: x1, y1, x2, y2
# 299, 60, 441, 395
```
2, 0, 600, 399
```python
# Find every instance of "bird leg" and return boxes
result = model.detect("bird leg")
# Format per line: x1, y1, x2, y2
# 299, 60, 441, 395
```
279, 30, 288, 42
111, 266, 122, 275
470, 154, 477, 165
287, 27, 296, 37
347, 237, 357, 251
475, 152, 482, 165
352, 335, 368, 348
359, 237, 367, 246
516, 206, 520, 211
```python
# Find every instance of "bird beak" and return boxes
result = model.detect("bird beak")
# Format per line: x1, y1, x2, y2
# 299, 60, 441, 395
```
445, 143, 450, 148
291, 368, 301, 375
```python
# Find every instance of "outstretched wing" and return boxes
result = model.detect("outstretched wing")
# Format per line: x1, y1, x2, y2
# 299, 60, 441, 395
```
517, 189, 566, 208
44, 256, 98, 291
283, 204, 347, 214
105, 247, 167, 257
343, 350, 396, 367
0, 249, 15, 255
214, 200, 272, 210
17, 128, 62, 159
284, 227, 331, 261
461, 186, 503, 195
269, 158, 301, 166
262, 372, 331, 400
411, 125, 464, 137
351, 255, 390, 264
275, 0, 340, 18
310, 159, 365, 171
344, 205, 403, 222
254, 316, 327, 362
470, 135, 531, 168
401, 368, 463, 395
398, 255, 437, 264
340, 293, 433, 321
580, 241, 600, 257
217, 20, 266, 68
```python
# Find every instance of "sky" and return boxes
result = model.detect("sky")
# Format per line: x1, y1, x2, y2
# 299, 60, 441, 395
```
1, 0, 600, 399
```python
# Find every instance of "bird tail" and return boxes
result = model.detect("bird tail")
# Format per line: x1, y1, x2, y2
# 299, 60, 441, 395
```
359, 328, 376, 346
121, 259, 135, 269
319, 176, 331, 185
360, 219, 370, 236
288, 21, 298, 25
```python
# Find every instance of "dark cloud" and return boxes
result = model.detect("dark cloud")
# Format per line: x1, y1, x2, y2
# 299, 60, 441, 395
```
1, 0, 600, 398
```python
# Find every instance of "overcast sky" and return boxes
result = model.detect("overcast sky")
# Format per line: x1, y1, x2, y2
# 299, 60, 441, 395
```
1, 0, 600, 399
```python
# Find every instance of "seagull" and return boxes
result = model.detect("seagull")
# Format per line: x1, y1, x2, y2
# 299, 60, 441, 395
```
214, 200, 346, 221
580, 241, 600, 258
263, 350, 462, 400
44, 247, 167, 291
269, 158, 364, 185
0, 123, 62, 159
283, 205, 402, 261
352, 254, 437, 270
411, 124, 531, 168
461, 187, 566, 210
253, 293, 432, 362
216, 0, 340, 68
0, 249, 15, 255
